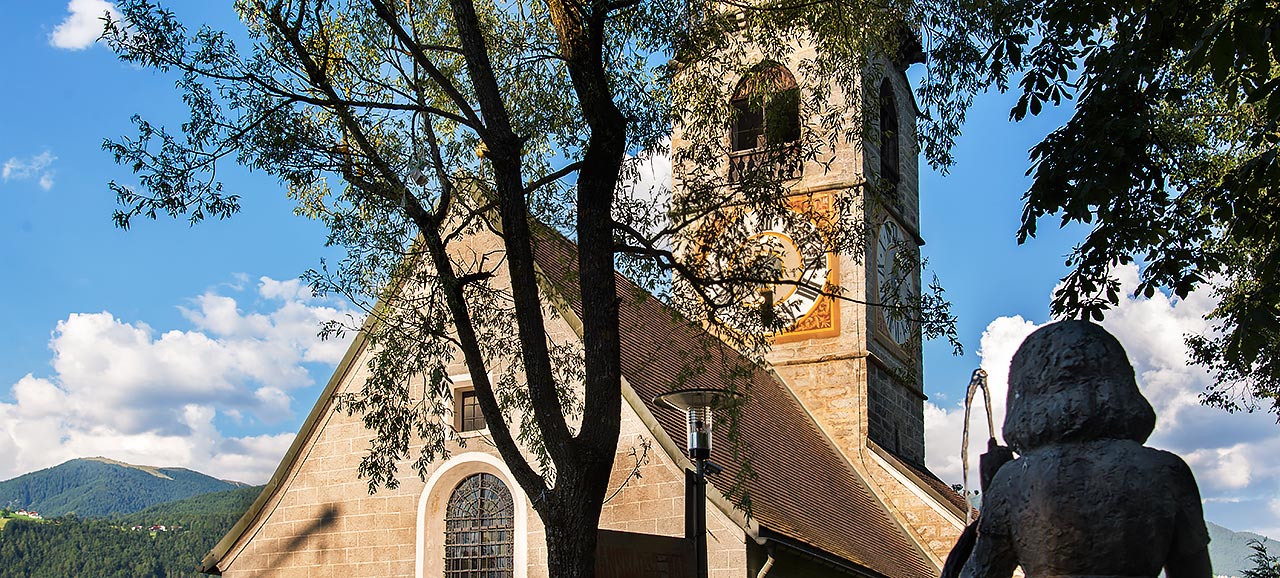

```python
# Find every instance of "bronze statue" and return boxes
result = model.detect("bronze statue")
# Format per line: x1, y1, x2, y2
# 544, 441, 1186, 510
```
958, 320, 1212, 578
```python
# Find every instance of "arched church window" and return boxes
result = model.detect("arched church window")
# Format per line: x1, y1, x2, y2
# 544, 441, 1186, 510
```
730, 63, 800, 152
444, 473, 515, 578
879, 78, 900, 185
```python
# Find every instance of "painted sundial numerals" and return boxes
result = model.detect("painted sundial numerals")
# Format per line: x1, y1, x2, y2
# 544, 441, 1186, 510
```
713, 208, 832, 335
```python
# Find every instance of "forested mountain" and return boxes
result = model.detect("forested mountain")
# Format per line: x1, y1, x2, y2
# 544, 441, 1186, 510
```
0, 458, 247, 518
120, 484, 261, 527
0, 485, 261, 578
1210, 522, 1280, 578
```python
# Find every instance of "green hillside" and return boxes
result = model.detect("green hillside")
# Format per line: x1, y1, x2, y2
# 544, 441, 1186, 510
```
117, 484, 260, 529
0, 458, 247, 518
0, 485, 262, 578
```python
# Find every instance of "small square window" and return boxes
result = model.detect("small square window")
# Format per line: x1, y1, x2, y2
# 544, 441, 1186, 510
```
456, 389, 486, 432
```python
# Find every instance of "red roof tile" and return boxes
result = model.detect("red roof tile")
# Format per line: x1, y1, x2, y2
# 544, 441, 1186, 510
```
532, 233, 934, 578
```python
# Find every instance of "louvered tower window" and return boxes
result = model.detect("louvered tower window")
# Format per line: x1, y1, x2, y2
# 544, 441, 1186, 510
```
730, 63, 800, 151
728, 63, 803, 183
444, 473, 515, 578
879, 79, 900, 185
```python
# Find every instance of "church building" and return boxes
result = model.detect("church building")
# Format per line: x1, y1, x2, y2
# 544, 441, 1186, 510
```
198, 31, 967, 578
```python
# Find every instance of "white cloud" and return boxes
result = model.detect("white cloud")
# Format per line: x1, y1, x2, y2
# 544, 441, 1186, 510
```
616, 140, 673, 245
253, 387, 293, 422
3, 151, 56, 190
50, 0, 121, 50
925, 264, 1280, 536
179, 277, 353, 367
623, 144, 672, 204
0, 276, 357, 484
259, 276, 314, 302
1185, 444, 1253, 490
924, 315, 1038, 489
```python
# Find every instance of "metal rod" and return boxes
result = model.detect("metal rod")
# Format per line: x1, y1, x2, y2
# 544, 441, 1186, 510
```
695, 458, 708, 578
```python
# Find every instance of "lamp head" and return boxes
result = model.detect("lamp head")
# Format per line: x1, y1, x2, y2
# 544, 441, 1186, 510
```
654, 388, 743, 460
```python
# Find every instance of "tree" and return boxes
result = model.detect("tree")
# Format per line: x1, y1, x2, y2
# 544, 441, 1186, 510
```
1244, 539, 1280, 578
102, 1, 955, 576
913, 0, 1280, 421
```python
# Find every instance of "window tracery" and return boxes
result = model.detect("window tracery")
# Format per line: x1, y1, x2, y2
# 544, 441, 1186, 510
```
444, 473, 515, 578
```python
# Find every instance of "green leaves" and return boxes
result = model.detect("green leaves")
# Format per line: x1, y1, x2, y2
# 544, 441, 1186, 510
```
1241, 539, 1280, 578
100, 5, 958, 574
922, 0, 1280, 421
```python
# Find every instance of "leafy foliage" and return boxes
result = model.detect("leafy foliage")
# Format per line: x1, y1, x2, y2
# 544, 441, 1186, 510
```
0, 458, 245, 518
116, 485, 261, 526
1244, 539, 1280, 578
915, 0, 1280, 420
101, 0, 959, 575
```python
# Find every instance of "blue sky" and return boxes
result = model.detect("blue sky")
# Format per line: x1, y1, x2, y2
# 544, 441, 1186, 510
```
1, 1, 1276, 537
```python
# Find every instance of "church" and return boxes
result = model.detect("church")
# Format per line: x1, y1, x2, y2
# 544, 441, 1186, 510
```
196, 31, 968, 578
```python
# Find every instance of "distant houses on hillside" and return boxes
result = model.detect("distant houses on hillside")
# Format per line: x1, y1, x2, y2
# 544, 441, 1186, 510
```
129, 524, 180, 532
6, 508, 178, 533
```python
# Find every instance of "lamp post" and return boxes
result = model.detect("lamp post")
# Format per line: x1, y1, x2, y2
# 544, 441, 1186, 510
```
654, 388, 742, 578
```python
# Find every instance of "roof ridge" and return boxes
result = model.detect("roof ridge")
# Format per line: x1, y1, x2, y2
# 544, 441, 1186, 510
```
530, 229, 936, 578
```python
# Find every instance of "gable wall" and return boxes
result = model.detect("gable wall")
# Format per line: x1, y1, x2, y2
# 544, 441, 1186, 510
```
217, 347, 440, 578
218, 346, 749, 578
216, 229, 749, 578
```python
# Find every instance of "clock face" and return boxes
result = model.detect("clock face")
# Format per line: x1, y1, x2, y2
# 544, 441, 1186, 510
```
710, 209, 833, 335
876, 219, 914, 345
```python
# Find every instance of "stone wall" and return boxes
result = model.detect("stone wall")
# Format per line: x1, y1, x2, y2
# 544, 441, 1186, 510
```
866, 362, 925, 466
217, 356, 428, 578
599, 387, 748, 578
217, 358, 748, 578
861, 446, 966, 567
770, 357, 869, 461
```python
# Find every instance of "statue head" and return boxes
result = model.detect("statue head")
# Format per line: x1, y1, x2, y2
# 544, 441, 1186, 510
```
1003, 320, 1156, 452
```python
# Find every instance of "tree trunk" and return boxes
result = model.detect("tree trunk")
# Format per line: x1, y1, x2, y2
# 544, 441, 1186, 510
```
544, 499, 604, 578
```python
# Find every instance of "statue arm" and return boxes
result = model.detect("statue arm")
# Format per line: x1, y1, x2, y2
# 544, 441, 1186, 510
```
1164, 452, 1212, 578
958, 529, 1017, 578
960, 466, 1019, 578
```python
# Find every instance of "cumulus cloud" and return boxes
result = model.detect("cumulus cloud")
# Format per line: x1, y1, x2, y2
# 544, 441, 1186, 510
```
623, 144, 672, 204
924, 264, 1280, 536
2, 151, 57, 190
0, 276, 357, 484
616, 140, 673, 243
50, 0, 121, 50
924, 314, 1038, 489
259, 276, 314, 302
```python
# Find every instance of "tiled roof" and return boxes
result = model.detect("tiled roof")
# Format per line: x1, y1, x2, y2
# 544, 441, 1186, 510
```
532, 233, 935, 578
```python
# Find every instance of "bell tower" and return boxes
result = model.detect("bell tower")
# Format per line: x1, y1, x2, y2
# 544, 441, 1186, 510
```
672, 45, 928, 467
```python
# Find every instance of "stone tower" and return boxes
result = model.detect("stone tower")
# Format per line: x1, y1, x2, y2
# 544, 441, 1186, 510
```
673, 43, 927, 467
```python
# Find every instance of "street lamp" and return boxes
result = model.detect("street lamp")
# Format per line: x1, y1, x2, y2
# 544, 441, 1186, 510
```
654, 388, 742, 578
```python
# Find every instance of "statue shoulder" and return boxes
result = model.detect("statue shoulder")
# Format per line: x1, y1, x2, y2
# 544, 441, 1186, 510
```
1143, 447, 1199, 482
